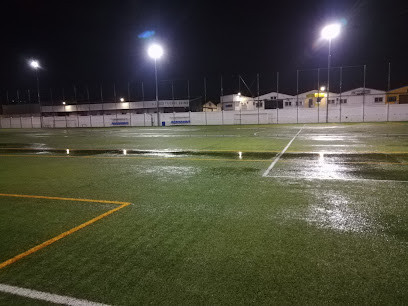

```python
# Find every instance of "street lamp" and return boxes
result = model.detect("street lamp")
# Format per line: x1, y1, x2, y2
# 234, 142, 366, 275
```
321, 23, 341, 123
147, 44, 164, 126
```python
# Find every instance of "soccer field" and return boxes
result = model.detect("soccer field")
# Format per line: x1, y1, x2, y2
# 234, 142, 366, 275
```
0, 122, 407, 305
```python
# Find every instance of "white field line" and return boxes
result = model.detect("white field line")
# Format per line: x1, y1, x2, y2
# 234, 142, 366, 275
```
0, 283, 110, 306
267, 175, 408, 183
262, 125, 305, 177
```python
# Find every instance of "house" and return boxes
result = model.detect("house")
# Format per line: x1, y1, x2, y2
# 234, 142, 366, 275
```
202, 101, 219, 112
300, 90, 337, 108
386, 85, 408, 104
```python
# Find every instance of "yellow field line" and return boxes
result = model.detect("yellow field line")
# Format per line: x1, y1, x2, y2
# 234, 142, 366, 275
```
0, 193, 131, 270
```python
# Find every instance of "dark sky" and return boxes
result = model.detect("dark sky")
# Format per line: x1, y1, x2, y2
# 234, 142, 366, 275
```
1, 0, 408, 100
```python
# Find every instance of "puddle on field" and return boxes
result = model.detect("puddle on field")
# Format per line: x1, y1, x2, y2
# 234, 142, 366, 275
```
275, 152, 408, 181
274, 187, 384, 235
304, 192, 374, 233
0, 143, 49, 149
208, 167, 259, 175
0, 148, 278, 161
142, 166, 200, 179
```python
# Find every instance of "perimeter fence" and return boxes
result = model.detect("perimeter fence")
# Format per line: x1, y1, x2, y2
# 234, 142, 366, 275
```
1, 62, 408, 128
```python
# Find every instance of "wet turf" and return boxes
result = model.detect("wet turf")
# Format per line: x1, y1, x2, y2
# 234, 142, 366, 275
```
0, 122, 407, 305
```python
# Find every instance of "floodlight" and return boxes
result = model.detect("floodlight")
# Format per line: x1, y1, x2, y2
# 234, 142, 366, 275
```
30, 60, 40, 69
120, 98, 125, 102
321, 24, 341, 40
147, 43, 164, 126
147, 44, 164, 59
320, 86, 326, 91
62, 101, 66, 105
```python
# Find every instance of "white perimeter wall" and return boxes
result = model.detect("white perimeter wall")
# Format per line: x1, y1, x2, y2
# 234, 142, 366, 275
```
1, 104, 407, 128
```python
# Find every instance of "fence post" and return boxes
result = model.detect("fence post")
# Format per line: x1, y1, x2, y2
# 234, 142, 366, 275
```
387, 62, 391, 122
276, 71, 279, 125
339, 67, 343, 123
363, 65, 366, 122
317, 68, 320, 123
296, 69, 299, 124
257, 73, 260, 125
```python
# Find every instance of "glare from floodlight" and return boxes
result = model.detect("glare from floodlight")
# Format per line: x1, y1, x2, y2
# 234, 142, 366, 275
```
30, 60, 40, 69
237, 92, 241, 96
62, 101, 66, 105
321, 24, 341, 40
320, 86, 326, 91
120, 98, 124, 102
147, 44, 164, 59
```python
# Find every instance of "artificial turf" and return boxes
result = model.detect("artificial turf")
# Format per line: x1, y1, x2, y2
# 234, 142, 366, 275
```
0, 122, 407, 305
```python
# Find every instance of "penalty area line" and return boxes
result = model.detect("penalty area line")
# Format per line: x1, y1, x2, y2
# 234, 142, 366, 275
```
0, 193, 131, 270
0, 283, 109, 306
262, 124, 305, 177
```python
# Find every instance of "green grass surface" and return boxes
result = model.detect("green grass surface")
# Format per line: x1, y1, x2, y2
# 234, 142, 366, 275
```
0, 122, 407, 305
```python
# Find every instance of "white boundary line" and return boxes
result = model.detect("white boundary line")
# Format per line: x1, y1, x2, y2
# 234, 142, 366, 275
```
266, 175, 408, 183
262, 125, 305, 177
0, 283, 109, 306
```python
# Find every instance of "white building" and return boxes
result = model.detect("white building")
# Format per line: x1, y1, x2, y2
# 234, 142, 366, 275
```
40, 100, 190, 116
220, 92, 295, 111
220, 87, 386, 111
339, 88, 386, 106
255, 92, 295, 109
220, 94, 253, 111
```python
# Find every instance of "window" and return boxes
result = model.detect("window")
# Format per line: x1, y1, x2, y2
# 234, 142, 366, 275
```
374, 97, 383, 103
285, 101, 292, 106
295, 101, 302, 106
340, 99, 347, 104
388, 96, 397, 102
328, 99, 335, 104
271, 96, 277, 100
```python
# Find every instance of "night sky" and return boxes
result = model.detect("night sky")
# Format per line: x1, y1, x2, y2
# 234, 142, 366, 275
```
1, 0, 407, 100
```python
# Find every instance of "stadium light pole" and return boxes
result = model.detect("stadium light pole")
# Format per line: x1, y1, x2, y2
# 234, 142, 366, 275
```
321, 23, 341, 123
30, 60, 42, 126
30, 60, 41, 103
147, 44, 164, 126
